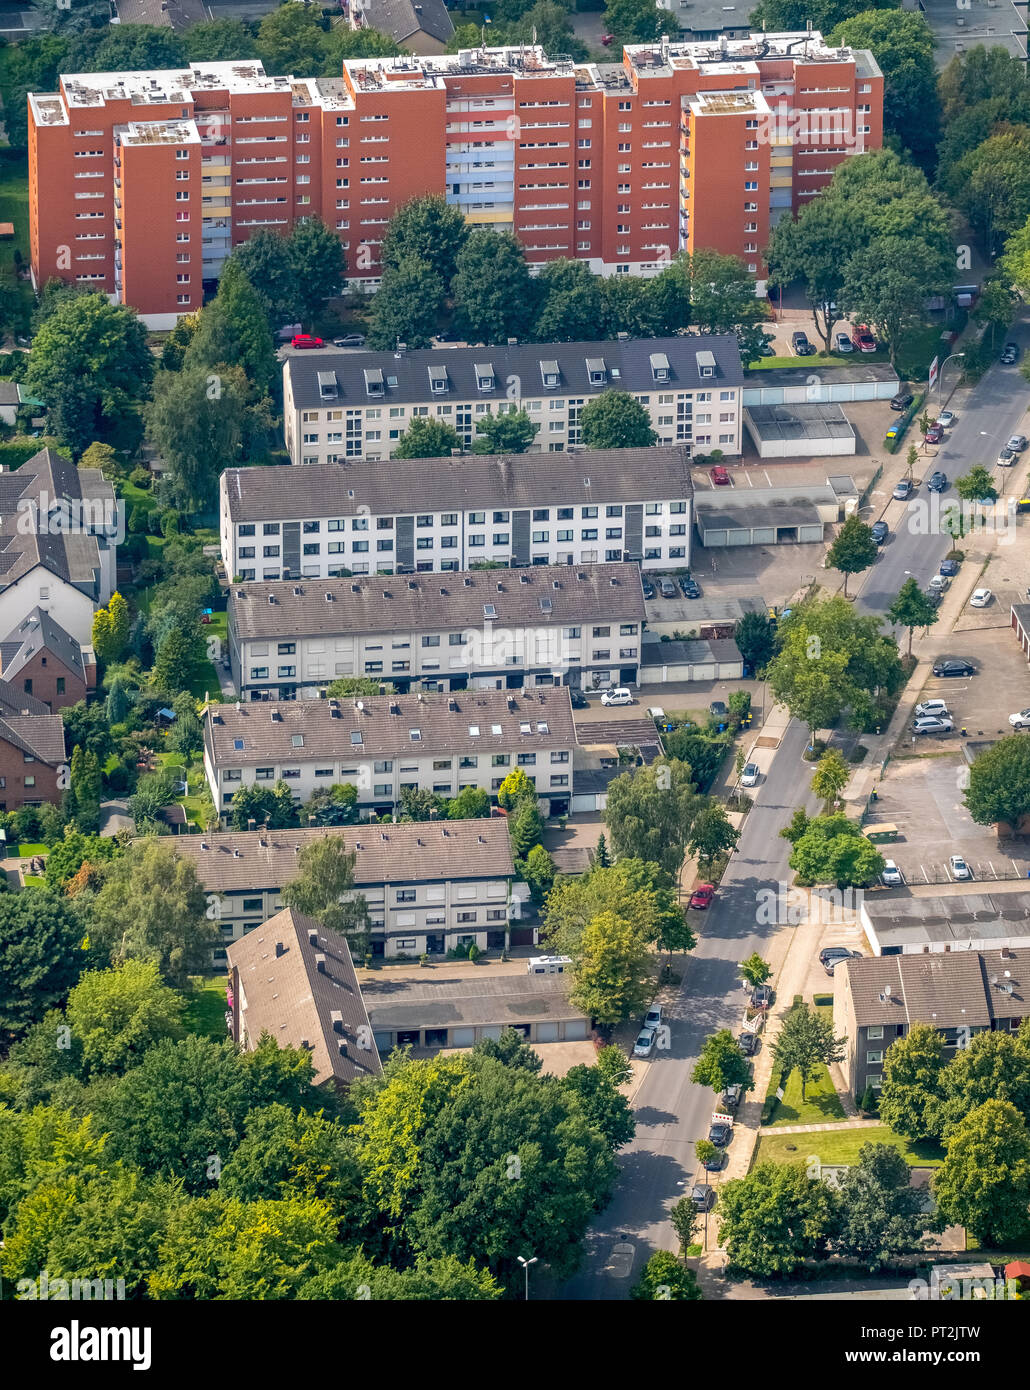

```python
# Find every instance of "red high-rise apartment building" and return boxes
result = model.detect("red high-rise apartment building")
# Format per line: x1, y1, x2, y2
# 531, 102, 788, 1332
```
28, 34, 882, 327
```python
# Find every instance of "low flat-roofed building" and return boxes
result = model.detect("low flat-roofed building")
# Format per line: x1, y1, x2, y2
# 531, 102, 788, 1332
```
166, 817, 527, 961
862, 891, 1030, 956
639, 635, 744, 684
227, 907, 382, 1089
834, 946, 1030, 1095
363, 970, 592, 1052
744, 403, 856, 457
694, 477, 857, 547
741, 363, 899, 407
227, 562, 646, 700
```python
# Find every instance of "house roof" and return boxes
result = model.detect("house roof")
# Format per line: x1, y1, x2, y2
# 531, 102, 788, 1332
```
363, 971, 586, 1031
863, 891, 1030, 949
205, 686, 576, 766
230, 562, 645, 641
0, 607, 86, 685
575, 716, 664, 750
359, 0, 455, 45
227, 907, 381, 1087
222, 446, 694, 524
640, 635, 743, 667
0, 677, 66, 764
0, 449, 116, 595
842, 948, 1030, 1030
284, 335, 743, 413
0, 384, 20, 406
164, 818, 514, 894
112, 0, 209, 30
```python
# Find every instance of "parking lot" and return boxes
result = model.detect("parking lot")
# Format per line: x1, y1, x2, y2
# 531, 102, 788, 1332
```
908, 621, 1030, 738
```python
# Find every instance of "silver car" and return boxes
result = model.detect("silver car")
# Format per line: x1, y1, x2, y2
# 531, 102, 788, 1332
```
740, 762, 760, 787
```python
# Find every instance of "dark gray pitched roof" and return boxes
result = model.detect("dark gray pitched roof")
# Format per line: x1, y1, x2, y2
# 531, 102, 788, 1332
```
640, 636, 743, 666
230, 562, 645, 641
205, 687, 576, 766
223, 445, 693, 524
842, 951, 1012, 1030
0, 607, 86, 685
227, 907, 381, 1088
0, 449, 116, 595
165, 819, 514, 894
0, 678, 50, 718
359, 0, 455, 45
285, 335, 744, 413
112, 0, 208, 30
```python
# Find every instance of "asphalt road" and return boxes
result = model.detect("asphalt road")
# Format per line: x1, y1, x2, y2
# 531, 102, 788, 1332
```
560, 319, 1030, 1300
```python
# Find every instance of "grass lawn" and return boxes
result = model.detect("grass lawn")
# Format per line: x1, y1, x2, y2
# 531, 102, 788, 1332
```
756, 1125, 945, 1168
16, 842, 47, 857
764, 1057, 846, 1126
183, 976, 228, 1039
22, 874, 45, 887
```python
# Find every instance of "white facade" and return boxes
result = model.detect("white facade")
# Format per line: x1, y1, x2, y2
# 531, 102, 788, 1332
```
0, 566, 100, 650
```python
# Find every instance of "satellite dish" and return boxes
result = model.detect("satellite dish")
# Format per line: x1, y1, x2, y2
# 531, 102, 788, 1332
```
356, 700, 364, 710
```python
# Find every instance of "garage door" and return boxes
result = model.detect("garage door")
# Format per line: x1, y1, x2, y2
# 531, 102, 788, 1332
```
752, 527, 776, 544
799, 524, 825, 543
479, 1025, 504, 1040
726, 528, 751, 546
450, 1027, 476, 1047
373, 1032, 393, 1053
536, 1022, 559, 1043
702, 529, 727, 547
510, 926, 536, 947
564, 1019, 589, 1040
689, 662, 716, 682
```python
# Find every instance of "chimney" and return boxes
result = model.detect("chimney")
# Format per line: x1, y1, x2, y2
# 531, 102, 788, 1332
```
309, 930, 319, 945
247, 817, 256, 831
275, 941, 285, 957
331, 1009, 344, 1033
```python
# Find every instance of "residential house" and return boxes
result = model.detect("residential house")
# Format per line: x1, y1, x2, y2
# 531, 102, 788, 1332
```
0, 607, 89, 711
0, 677, 67, 810
227, 561, 646, 700
350, 0, 454, 54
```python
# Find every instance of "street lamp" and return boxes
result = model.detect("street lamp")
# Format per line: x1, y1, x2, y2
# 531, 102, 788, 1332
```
936, 351, 965, 409
516, 1254, 537, 1301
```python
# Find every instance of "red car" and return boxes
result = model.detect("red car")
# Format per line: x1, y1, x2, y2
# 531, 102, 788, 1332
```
709, 465, 731, 486
291, 334, 324, 349
689, 883, 714, 910
600, 31, 614, 45
924, 423, 944, 445
851, 324, 876, 353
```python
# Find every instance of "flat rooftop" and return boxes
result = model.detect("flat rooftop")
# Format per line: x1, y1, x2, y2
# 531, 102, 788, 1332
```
745, 403, 856, 444
864, 891, 1030, 948
363, 971, 586, 1030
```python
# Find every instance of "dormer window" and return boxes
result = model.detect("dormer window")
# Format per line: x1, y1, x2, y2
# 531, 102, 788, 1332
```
317, 370, 338, 401
540, 359, 560, 389
649, 351, 670, 383
475, 363, 495, 392
428, 366, 449, 395
363, 367, 384, 397
695, 349, 716, 379
586, 356, 607, 386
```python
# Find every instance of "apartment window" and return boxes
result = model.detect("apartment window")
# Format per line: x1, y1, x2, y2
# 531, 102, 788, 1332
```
175, 191, 189, 201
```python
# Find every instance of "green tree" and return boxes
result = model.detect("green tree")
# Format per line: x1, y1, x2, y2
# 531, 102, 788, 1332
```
579, 390, 658, 450
0, 890, 85, 1035
738, 953, 771, 988
159, 313, 200, 372
767, 196, 856, 350
398, 787, 445, 822
325, 677, 386, 697
497, 767, 537, 811
831, 1142, 939, 1269
829, 12, 939, 171
825, 514, 878, 597
631, 1250, 702, 1300
561, 1061, 635, 1151
887, 576, 939, 656
43, 830, 123, 892
289, 216, 347, 328
877, 1021, 948, 1141
231, 230, 298, 330
473, 409, 538, 454
604, 759, 702, 883
670, 1196, 699, 1255
67, 746, 102, 834
717, 1161, 837, 1277
26, 294, 153, 454
965, 735, 1030, 828
544, 859, 695, 959
184, 18, 261, 62
773, 1000, 847, 1101
509, 796, 544, 859
87, 840, 214, 988
841, 236, 949, 367
168, 693, 204, 759
603, 0, 678, 43
933, 1100, 1030, 1247
185, 260, 278, 397
228, 780, 297, 831
956, 465, 998, 504
686, 802, 739, 875
674, 249, 771, 347
752, 0, 899, 30
447, 786, 491, 819
280, 836, 369, 951
789, 812, 885, 889
811, 748, 851, 809
78, 440, 121, 478
936, 1028, 1030, 1138
532, 258, 603, 342
392, 415, 463, 459
65, 959, 185, 1075
219, 1103, 361, 1219
734, 611, 776, 672
691, 1029, 753, 1094
381, 196, 469, 288
152, 623, 205, 697
255, 2, 330, 74
522, 842, 557, 905
146, 366, 248, 510
451, 229, 538, 344
947, 128, 1030, 257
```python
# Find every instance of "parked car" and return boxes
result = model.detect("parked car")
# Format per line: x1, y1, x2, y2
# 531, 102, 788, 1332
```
871, 520, 889, 545
691, 1183, 716, 1211
600, 686, 633, 706
708, 1120, 732, 1148
633, 1027, 657, 1057
600, 30, 614, 45
434, 331, 463, 343
689, 882, 714, 910
924, 423, 944, 445
836, 332, 854, 353
927, 574, 949, 595
721, 1084, 742, 1111
659, 577, 677, 599
332, 334, 365, 347
644, 1004, 663, 1031
881, 859, 904, 886
569, 688, 589, 709
927, 471, 948, 493
820, 945, 854, 968
949, 855, 971, 881
922, 587, 942, 609
940, 558, 959, 576
740, 762, 760, 787
913, 715, 955, 735
1001, 343, 1020, 365
823, 953, 857, 976
852, 324, 876, 352
738, 1029, 758, 1055
970, 587, 993, 608
642, 579, 655, 600
750, 983, 772, 1010
709, 700, 728, 717
681, 577, 702, 599
892, 479, 914, 501
936, 410, 956, 429
709, 465, 731, 486
701, 1149, 724, 1173
915, 699, 950, 717
291, 334, 324, 349
933, 658, 976, 677
792, 330, 815, 356
1007, 434, 1028, 452
998, 447, 1017, 467
889, 391, 914, 411
1009, 710, 1030, 729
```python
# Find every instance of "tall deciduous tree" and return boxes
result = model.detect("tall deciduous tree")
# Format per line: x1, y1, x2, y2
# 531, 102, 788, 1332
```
686, 802, 739, 875
382, 196, 469, 288
877, 1020, 948, 1140
811, 748, 851, 808
185, 260, 278, 397
145, 366, 247, 509
289, 217, 346, 328
825, 514, 878, 597
773, 1000, 847, 1101
451, 230, 538, 345
567, 909, 653, 1026
691, 1029, 753, 1093
579, 390, 657, 450
65, 959, 185, 1075
473, 409, 538, 454
788, 812, 885, 888
829, 12, 939, 171
831, 1142, 940, 1269
604, 759, 702, 883
965, 735, 1030, 828
631, 1250, 702, 1299
532, 258, 604, 342
718, 1161, 837, 1277
933, 1100, 1030, 1247
887, 577, 939, 656
391, 416, 463, 459
0, 890, 85, 1035
280, 836, 369, 950
231, 230, 298, 330
366, 257, 442, 351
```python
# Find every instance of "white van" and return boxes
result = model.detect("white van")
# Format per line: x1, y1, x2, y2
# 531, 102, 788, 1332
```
526, 955, 572, 975
601, 687, 633, 707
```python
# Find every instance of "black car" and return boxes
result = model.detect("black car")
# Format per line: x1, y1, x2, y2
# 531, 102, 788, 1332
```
691, 1183, 716, 1211
922, 587, 942, 610
871, 520, 889, 545
927, 471, 948, 493
819, 946, 854, 969
569, 689, 589, 709
701, 1150, 724, 1173
1002, 343, 1020, 365
682, 578, 702, 599
642, 579, 655, 600
738, 1030, 758, 1056
708, 1121, 732, 1148
792, 331, 815, 356
709, 700, 728, 717
933, 658, 976, 677
889, 392, 914, 412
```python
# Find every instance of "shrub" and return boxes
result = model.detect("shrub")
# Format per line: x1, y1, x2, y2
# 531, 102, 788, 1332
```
129, 466, 152, 490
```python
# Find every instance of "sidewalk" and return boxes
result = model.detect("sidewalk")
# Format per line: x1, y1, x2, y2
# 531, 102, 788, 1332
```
757, 1117, 881, 1135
